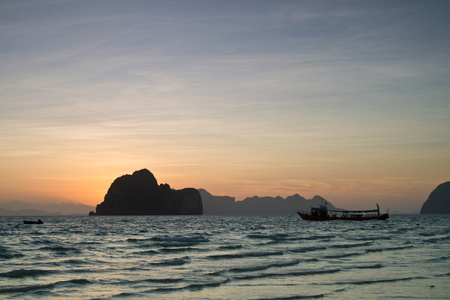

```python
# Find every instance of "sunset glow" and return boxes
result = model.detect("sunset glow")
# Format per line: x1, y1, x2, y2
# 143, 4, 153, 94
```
1, 0, 449, 213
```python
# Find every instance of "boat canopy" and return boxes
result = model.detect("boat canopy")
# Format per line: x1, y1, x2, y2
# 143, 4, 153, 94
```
298, 203, 388, 221
327, 209, 379, 213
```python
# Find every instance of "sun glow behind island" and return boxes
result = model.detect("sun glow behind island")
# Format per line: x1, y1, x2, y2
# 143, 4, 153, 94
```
1, 0, 449, 213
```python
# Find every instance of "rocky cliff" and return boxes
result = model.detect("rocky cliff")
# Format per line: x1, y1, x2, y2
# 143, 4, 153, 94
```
91, 169, 202, 215
420, 181, 450, 214
198, 189, 237, 215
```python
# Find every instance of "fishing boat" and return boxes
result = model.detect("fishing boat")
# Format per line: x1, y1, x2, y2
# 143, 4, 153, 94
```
23, 219, 44, 224
297, 204, 389, 221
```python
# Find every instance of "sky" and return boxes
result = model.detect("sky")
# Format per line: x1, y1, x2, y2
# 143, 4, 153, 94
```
1, 0, 449, 213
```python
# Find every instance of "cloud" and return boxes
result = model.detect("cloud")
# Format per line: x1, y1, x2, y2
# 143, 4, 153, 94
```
1, 0, 449, 210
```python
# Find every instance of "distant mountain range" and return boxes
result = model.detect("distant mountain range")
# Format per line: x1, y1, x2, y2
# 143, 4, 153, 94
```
0, 189, 335, 216
199, 189, 334, 215
6, 180, 448, 216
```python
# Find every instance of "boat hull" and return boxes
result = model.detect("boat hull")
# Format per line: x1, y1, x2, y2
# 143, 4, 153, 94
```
23, 220, 44, 224
297, 212, 389, 221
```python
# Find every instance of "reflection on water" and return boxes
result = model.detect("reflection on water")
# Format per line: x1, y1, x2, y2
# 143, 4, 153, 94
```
1, 215, 449, 299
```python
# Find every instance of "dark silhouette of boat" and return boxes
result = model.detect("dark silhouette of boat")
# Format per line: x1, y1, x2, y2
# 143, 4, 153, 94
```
23, 219, 44, 224
298, 204, 389, 221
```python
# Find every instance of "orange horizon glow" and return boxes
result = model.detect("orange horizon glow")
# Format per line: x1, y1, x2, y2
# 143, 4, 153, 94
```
0, 163, 446, 213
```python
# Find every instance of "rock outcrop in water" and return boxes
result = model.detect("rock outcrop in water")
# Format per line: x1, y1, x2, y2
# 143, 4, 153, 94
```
91, 169, 202, 215
420, 181, 450, 214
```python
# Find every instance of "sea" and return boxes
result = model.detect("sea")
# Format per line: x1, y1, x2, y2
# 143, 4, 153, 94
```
1, 215, 449, 299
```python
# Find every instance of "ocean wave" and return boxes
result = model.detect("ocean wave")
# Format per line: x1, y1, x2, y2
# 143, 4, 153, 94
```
0, 268, 56, 279
65, 278, 92, 285
352, 263, 384, 269
330, 241, 373, 248
151, 234, 209, 247
184, 278, 231, 291
337, 275, 425, 286
254, 293, 325, 299
0, 283, 57, 294
323, 252, 363, 259
95, 231, 109, 236
33, 238, 57, 245
158, 247, 200, 253
126, 237, 161, 244
351, 236, 392, 241
396, 227, 410, 233
148, 278, 230, 293
234, 268, 341, 281
79, 241, 102, 245
218, 244, 243, 250
247, 233, 289, 241
301, 235, 335, 241
288, 246, 326, 253
365, 245, 414, 253
126, 238, 145, 243
228, 260, 301, 273
142, 277, 185, 284
424, 235, 450, 243
254, 286, 348, 300
133, 249, 158, 256
0, 278, 92, 294
103, 277, 186, 287
150, 256, 191, 266
207, 250, 284, 260
61, 259, 92, 265
110, 291, 144, 298
418, 232, 436, 237
70, 268, 98, 274
426, 256, 449, 262
0, 247, 24, 260
40, 245, 82, 255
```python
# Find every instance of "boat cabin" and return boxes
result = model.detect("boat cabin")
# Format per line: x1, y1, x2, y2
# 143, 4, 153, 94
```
310, 205, 328, 217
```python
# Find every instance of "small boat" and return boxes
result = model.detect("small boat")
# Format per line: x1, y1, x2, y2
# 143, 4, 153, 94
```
23, 219, 44, 224
297, 204, 389, 221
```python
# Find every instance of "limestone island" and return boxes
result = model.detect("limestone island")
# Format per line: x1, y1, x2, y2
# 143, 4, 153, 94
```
420, 181, 450, 214
89, 169, 202, 215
